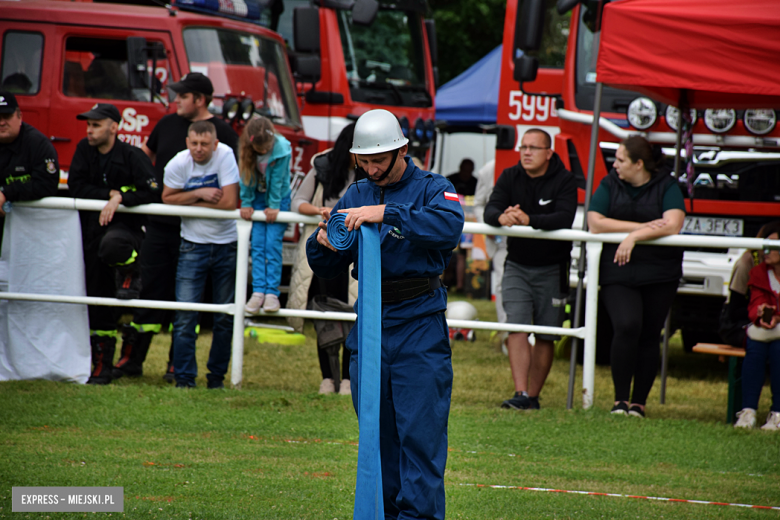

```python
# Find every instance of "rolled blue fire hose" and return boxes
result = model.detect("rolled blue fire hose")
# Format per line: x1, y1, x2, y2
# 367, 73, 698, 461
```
326, 213, 383, 520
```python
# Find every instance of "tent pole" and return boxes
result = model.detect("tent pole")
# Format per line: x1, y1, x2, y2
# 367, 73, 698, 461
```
567, 81, 603, 410
660, 94, 686, 405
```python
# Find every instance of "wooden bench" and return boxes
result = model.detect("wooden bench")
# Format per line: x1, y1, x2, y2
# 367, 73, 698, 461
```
692, 343, 745, 424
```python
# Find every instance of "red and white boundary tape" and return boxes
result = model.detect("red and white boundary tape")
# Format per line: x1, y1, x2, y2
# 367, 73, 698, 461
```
461, 483, 780, 511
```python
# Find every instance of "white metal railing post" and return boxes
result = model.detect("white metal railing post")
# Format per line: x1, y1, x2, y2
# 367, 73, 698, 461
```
582, 241, 603, 409
231, 219, 252, 389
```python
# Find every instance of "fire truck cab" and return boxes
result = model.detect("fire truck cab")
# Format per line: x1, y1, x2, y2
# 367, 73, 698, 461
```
0, 0, 317, 183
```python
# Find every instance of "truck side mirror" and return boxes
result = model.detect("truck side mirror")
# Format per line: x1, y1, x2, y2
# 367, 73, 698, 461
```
352, 0, 378, 26
127, 37, 149, 90
425, 19, 439, 89
515, 0, 546, 51
291, 55, 322, 84
514, 53, 539, 83
294, 7, 320, 53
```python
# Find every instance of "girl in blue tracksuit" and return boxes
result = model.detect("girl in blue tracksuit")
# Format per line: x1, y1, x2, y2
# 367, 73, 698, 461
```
239, 116, 292, 313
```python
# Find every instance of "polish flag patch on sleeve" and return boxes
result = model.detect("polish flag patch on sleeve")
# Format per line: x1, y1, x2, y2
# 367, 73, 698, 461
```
444, 192, 459, 201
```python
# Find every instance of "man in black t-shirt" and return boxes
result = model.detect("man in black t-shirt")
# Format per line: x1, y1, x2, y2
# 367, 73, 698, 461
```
116, 73, 239, 381
445, 158, 477, 196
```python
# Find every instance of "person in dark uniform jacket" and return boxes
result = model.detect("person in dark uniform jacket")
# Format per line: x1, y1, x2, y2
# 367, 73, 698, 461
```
121, 72, 239, 382
68, 103, 159, 385
587, 135, 685, 418
0, 91, 59, 250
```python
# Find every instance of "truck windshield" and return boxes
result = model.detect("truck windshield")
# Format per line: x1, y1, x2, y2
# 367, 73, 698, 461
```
183, 27, 301, 127
338, 8, 431, 107
574, 3, 638, 114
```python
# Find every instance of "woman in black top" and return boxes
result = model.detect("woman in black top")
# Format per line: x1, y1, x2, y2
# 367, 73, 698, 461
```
588, 136, 686, 418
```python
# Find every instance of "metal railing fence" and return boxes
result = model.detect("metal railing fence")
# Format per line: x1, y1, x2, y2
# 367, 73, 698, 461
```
1, 197, 778, 407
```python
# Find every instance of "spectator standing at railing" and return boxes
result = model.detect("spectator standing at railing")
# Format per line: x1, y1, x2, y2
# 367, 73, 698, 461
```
587, 135, 685, 418
67, 103, 159, 385
0, 91, 59, 248
122, 73, 238, 382
288, 123, 362, 394
162, 120, 239, 389
484, 129, 577, 411
734, 223, 780, 430
239, 116, 291, 314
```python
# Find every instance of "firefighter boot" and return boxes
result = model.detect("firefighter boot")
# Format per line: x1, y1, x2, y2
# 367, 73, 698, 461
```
115, 266, 142, 300
113, 327, 153, 379
86, 335, 116, 385
163, 339, 175, 383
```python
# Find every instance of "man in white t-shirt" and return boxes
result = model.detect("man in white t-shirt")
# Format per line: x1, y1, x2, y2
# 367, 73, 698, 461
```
162, 120, 239, 389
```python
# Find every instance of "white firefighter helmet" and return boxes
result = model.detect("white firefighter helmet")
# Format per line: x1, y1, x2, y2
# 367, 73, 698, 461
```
349, 109, 409, 154
446, 301, 478, 321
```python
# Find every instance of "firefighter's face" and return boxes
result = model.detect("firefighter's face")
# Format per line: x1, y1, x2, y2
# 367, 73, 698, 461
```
175, 92, 200, 119
86, 118, 117, 148
186, 130, 218, 165
0, 109, 22, 144
355, 144, 408, 186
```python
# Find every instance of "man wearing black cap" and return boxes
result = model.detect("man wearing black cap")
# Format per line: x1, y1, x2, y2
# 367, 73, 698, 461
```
0, 91, 59, 249
68, 103, 159, 385
128, 72, 238, 382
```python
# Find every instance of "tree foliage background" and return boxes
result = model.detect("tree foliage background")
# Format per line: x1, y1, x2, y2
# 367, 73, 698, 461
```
428, 0, 507, 86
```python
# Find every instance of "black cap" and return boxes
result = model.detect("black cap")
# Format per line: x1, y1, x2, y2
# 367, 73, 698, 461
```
77, 103, 122, 123
0, 91, 19, 114
169, 72, 214, 96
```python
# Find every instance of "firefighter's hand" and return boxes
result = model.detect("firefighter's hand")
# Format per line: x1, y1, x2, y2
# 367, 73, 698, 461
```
265, 208, 280, 223
614, 235, 636, 266
240, 207, 254, 221
338, 205, 386, 231
199, 188, 223, 204
316, 221, 337, 252
100, 191, 123, 226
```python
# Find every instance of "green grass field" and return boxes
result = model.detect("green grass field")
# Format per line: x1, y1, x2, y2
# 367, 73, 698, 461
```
2, 298, 780, 519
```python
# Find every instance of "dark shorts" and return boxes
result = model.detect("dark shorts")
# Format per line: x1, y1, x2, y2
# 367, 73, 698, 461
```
502, 260, 566, 341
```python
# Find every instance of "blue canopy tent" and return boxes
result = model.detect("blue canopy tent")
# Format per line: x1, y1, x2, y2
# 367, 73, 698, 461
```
435, 45, 502, 126
431, 45, 501, 174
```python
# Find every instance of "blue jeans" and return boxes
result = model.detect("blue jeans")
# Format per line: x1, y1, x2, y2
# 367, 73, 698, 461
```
250, 192, 290, 296
173, 239, 237, 386
742, 337, 780, 412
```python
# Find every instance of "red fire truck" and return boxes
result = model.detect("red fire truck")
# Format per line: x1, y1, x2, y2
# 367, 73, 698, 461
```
0, 0, 318, 182
496, 0, 780, 350
271, 0, 438, 160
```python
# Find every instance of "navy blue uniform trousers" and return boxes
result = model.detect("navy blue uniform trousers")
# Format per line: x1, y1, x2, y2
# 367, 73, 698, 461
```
349, 311, 452, 520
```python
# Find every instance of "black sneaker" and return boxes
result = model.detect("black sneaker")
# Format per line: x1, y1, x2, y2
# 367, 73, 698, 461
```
501, 392, 534, 410
207, 380, 225, 390
175, 381, 195, 389
628, 405, 646, 418
611, 402, 629, 415
115, 270, 141, 300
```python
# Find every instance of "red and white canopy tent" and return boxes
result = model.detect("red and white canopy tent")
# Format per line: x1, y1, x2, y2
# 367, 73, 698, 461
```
596, 0, 780, 110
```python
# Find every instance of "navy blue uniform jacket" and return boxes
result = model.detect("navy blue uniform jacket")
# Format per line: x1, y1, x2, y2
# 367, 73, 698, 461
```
306, 158, 465, 328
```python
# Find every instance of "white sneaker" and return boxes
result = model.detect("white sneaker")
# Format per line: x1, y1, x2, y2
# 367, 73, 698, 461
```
245, 293, 264, 314
734, 408, 757, 429
319, 378, 335, 394
263, 294, 280, 312
339, 379, 352, 396
761, 411, 780, 431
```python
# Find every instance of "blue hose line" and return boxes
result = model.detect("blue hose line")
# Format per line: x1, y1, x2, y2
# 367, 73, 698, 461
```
327, 213, 384, 520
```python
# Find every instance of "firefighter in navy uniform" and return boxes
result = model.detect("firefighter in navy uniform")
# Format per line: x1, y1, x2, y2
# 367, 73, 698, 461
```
68, 103, 159, 385
0, 91, 59, 249
306, 109, 465, 520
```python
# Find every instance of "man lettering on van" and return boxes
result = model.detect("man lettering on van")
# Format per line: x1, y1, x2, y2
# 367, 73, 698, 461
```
67, 103, 159, 384
0, 91, 59, 249
118, 73, 238, 382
